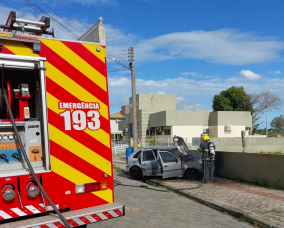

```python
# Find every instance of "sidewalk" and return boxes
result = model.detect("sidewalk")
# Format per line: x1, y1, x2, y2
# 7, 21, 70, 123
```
113, 157, 284, 228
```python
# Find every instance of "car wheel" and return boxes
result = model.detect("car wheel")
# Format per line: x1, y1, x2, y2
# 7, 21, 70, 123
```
184, 168, 198, 180
130, 167, 142, 180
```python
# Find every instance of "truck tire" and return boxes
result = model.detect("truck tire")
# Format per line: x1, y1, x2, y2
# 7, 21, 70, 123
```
130, 167, 142, 180
184, 168, 198, 180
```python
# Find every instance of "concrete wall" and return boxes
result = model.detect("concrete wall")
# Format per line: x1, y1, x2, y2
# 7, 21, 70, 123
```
209, 111, 252, 126
149, 111, 167, 127
137, 93, 176, 111
189, 137, 284, 153
209, 111, 252, 138
216, 152, 284, 188
172, 126, 204, 144
110, 119, 122, 134
149, 110, 210, 127
209, 125, 246, 138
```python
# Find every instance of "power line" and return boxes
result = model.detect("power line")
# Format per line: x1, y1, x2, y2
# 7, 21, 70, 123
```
107, 55, 129, 70
38, 0, 82, 35
20, 0, 79, 39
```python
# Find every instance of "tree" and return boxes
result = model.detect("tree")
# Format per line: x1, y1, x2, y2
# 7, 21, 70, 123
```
250, 91, 283, 126
270, 115, 284, 134
212, 86, 253, 112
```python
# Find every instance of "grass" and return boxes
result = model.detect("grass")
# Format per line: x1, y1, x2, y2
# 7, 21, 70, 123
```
239, 215, 246, 222
116, 153, 126, 157
235, 176, 242, 181
269, 180, 281, 190
259, 151, 284, 155
261, 179, 269, 187
271, 209, 282, 213
254, 176, 282, 190
254, 221, 258, 227
113, 165, 126, 174
146, 179, 161, 187
222, 210, 227, 215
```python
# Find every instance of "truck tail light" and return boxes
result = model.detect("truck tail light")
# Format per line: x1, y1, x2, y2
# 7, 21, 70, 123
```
26, 181, 39, 197
2, 184, 15, 201
75, 181, 108, 194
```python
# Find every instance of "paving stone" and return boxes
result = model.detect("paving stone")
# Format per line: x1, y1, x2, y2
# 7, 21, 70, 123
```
87, 169, 253, 228
112, 157, 284, 227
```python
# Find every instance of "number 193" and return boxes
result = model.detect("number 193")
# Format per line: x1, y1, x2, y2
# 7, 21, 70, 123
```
60, 110, 100, 131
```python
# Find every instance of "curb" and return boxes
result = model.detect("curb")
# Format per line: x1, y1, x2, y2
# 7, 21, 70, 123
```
112, 163, 281, 228
150, 179, 279, 228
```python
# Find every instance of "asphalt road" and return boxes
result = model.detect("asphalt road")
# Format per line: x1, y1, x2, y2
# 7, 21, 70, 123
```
86, 171, 253, 228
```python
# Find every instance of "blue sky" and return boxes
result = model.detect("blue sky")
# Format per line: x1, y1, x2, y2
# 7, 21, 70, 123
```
1, 0, 284, 128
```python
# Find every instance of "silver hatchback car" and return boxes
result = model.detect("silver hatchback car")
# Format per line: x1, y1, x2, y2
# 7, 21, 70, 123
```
126, 137, 203, 180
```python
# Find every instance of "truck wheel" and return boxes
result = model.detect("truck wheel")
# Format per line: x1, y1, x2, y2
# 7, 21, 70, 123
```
130, 167, 142, 180
184, 168, 198, 180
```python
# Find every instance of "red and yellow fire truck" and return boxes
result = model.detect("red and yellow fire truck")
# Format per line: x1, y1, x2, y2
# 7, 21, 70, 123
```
0, 11, 124, 228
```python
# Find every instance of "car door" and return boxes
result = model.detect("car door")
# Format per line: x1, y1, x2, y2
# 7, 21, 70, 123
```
141, 149, 158, 176
158, 151, 182, 179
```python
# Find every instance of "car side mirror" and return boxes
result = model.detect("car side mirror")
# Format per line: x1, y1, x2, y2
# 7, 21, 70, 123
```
176, 158, 178, 163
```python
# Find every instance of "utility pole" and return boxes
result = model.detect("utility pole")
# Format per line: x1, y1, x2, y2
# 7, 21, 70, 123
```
130, 47, 138, 151
266, 114, 268, 137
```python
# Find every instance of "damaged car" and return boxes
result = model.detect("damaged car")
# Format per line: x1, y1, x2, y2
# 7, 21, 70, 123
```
126, 136, 203, 180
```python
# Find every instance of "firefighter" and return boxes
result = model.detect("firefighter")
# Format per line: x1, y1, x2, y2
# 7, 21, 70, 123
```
198, 135, 216, 183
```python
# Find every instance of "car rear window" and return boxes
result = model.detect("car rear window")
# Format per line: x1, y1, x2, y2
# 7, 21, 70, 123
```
133, 150, 142, 158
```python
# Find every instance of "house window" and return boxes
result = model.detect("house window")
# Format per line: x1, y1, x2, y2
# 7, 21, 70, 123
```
146, 130, 150, 135
156, 130, 162, 135
165, 129, 171, 135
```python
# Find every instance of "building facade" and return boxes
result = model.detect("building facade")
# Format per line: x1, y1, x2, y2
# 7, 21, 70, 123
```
118, 94, 252, 146
110, 105, 129, 140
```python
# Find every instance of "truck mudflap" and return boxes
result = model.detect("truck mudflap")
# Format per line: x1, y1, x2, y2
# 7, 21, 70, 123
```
1, 202, 124, 228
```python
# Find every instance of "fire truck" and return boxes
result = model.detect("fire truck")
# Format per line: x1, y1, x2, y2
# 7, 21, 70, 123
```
0, 11, 124, 227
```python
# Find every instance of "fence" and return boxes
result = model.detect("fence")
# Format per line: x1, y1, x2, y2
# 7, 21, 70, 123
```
112, 140, 129, 156
144, 137, 188, 147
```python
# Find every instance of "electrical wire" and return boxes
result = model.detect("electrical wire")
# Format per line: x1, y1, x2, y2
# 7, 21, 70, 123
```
20, 0, 79, 39
114, 180, 168, 192
38, 0, 82, 35
1, 69, 71, 228
107, 55, 129, 70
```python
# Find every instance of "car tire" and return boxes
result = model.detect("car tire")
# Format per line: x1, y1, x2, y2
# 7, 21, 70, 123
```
184, 168, 198, 180
130, 167, 142, 180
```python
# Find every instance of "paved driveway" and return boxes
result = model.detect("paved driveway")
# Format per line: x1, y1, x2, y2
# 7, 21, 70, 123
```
87, 171, 252, 228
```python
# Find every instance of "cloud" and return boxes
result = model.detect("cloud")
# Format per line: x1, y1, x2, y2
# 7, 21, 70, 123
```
268, 70, 282, 74
3, 4, 283, 66
105, 27, 284, 65
239, 70, 261, 80
176, 97, 203, 110
109, 101, 117, 107
107, 73, 284, 112
0, 4, 91, 40
118, 97, 129, 107
181, 72, 202, 78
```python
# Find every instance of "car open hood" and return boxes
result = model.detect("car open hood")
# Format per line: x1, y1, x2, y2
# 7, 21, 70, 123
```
173, 136, 191, 155
172, 136, 197, 162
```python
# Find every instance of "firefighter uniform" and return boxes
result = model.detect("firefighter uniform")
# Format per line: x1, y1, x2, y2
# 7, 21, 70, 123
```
198, 135, 216, 183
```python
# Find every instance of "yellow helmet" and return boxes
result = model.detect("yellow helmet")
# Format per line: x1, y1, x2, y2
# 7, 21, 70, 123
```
202, 135, 210, 141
